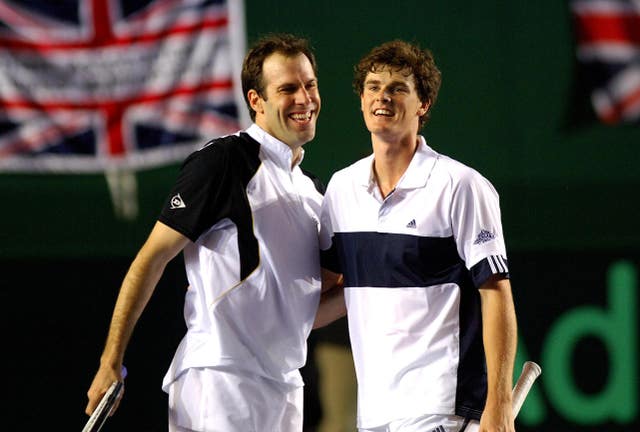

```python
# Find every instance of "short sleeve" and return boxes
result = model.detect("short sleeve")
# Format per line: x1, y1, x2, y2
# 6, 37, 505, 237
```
159, 143, 232, 242
450, 169, 509, 287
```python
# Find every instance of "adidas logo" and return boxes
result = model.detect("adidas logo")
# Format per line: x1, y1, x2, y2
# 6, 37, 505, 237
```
406, 219, 416, 228
473, 229, 495, 245
170, 193, 186, 209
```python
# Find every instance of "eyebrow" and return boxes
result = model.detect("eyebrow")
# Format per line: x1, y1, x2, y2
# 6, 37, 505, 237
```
364, 79, 409, 89
277, 77, 317, 87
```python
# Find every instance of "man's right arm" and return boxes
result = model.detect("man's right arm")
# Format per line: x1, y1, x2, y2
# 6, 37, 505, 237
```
85, 221, 190, 416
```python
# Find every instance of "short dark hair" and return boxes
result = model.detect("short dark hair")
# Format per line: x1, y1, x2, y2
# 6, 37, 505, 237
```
241, 33, 318, 121
353, 40, 442, 127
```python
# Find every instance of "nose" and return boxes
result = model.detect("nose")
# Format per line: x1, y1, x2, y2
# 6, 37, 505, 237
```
296, 87, 312, 104
377, 89, 391, 102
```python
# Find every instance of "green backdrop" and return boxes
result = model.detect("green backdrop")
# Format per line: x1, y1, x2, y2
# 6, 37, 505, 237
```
2, 1, 638, 258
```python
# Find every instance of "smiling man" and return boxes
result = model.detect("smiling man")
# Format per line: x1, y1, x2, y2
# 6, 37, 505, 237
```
86, 34, 325, 432
317, 40, 518, 432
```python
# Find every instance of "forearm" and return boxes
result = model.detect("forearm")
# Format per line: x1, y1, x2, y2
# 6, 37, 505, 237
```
313, 285, 346, 329
99, 250, 169, 367
314, 269, 346, 328
99, 221, 188, 367
479, 276, 518, 429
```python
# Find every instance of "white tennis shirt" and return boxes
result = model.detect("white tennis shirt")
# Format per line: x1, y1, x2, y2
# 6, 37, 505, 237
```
159, 124, 323, 391
320, 137, 510, 428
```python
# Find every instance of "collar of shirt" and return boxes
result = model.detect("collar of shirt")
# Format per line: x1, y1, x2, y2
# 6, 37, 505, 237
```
358, 136, 439, 193
245, 124, 305, 171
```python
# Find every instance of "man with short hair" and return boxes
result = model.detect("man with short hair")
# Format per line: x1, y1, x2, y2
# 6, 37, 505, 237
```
316, 40, 518, 432
86, 33, 324, 432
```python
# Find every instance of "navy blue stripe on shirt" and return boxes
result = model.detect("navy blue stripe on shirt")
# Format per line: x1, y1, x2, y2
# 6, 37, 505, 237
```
326, 230, 495, 419
331, 231, 464, 288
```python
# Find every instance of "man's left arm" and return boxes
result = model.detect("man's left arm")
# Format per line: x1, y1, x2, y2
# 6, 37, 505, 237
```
478, 275, 518, 432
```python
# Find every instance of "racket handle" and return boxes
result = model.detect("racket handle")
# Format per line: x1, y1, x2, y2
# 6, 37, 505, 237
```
82, 366, 127, 432
512, 361, 541, 417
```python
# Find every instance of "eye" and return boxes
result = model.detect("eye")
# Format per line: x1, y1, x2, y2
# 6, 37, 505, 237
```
279, 85, 297, 94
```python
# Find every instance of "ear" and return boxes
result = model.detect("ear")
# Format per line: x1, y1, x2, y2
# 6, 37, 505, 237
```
418, 100, 431, 117
248, 89, 263, 115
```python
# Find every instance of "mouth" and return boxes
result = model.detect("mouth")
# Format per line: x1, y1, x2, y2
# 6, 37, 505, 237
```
373, 108, 394, 117
288, 111, 313, 123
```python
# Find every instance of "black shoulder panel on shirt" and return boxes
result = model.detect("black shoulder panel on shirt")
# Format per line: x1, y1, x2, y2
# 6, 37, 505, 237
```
159, 132, 262, 280
220, 133, 261, 280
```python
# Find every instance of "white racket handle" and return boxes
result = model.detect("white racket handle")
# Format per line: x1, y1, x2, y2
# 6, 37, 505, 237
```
82, 380, 123, 432
512, 361, 541, 417
82, 366, 127, 432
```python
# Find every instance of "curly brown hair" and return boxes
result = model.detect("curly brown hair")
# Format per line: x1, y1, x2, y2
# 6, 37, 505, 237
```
241, 33, 318, 121
353, 40, 441, 128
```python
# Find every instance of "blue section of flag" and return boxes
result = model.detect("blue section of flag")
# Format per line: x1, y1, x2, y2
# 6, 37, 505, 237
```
19, 0, 82, 24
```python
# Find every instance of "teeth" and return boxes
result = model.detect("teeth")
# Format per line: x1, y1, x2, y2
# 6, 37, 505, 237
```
290, 112, 312, 120
374, 109, 393, 116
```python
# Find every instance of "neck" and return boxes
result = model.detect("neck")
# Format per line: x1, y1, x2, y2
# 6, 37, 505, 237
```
291, 146, 302, 168
253, 121, 303, 169
372, 134, 419, 198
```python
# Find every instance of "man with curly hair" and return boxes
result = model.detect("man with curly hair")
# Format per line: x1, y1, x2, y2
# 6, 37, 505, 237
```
316, 40, 518, 432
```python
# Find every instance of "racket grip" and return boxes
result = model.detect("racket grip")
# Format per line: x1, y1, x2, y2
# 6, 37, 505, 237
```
82, 366, 127, 432
512, 361, 541, 417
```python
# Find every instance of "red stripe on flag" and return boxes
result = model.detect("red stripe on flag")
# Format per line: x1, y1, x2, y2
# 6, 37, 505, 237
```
0, 79, 234, 110
574, 13, 640, 44
104, 104, 124, 156
92, 0, 115, 44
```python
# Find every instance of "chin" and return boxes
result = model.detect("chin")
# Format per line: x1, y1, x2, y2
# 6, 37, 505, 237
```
366, 125, 387, 134
299, 133, 316, 145
298, 127, 316, 139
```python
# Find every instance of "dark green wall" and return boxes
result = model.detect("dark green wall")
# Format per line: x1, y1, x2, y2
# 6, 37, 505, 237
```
2, 0, 639, 258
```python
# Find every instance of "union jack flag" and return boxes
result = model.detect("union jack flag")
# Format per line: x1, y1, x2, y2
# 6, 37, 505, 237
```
570, 0, 640, 125
0, 0, 248, 173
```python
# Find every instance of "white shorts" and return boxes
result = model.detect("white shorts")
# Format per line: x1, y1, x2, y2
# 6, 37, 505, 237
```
167, 367, 303, 432
359, 414, 479, 432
